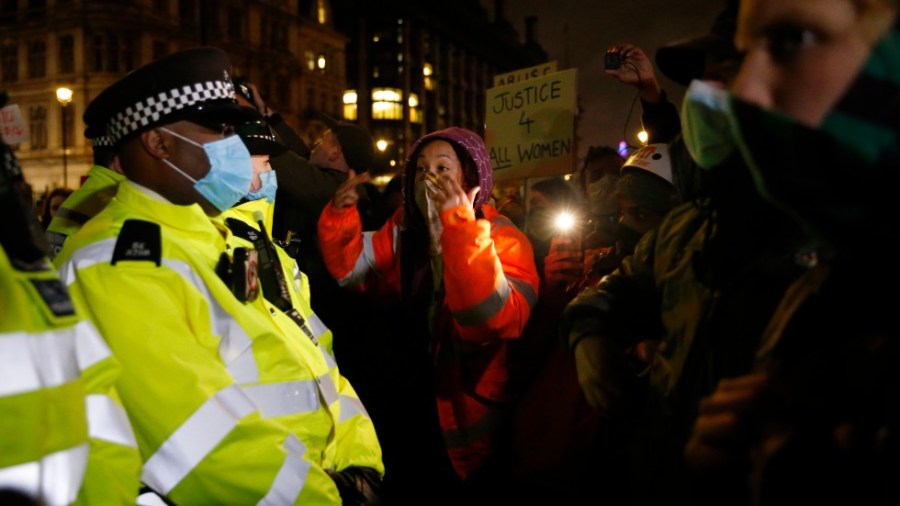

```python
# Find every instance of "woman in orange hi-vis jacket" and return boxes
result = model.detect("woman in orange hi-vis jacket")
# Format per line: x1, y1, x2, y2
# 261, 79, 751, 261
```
318, 127, 539, 490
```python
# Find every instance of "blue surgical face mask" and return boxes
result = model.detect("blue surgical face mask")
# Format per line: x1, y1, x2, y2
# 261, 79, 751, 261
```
160, 127, 253, 212
246, 170, 278, 202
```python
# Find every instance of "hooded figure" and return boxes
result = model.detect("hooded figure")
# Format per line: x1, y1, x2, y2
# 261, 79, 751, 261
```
318, 127, 539, 485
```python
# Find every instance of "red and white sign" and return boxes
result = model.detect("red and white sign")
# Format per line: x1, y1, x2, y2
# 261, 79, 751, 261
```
0, 104, 27, 145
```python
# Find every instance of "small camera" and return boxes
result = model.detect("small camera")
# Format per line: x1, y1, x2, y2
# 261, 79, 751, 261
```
604, 51, 622, 70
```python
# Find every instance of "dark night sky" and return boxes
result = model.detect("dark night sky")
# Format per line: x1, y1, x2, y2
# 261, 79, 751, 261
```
481, 0, 727, 161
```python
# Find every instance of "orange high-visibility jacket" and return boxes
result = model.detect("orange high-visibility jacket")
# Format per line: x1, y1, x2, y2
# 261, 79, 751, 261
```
319, 201, 539, 479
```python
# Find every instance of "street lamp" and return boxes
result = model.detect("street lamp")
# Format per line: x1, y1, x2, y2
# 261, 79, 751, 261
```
56, 86, 73, 188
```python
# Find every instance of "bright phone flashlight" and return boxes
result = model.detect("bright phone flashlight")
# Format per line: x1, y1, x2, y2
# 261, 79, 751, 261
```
554, 211, 577, 233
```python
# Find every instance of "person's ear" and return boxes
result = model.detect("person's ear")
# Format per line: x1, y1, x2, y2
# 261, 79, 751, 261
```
141, 129, 169, 160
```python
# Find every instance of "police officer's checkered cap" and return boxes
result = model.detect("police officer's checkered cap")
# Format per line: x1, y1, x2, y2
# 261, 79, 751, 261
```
90, 135, 114, 147
83, 47, 250, 145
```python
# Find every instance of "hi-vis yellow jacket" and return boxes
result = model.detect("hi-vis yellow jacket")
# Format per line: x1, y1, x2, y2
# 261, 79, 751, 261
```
1, 242, 140, 504
219, 198, 382, 474
46, 165, 124, 260
56, 182, 361, 504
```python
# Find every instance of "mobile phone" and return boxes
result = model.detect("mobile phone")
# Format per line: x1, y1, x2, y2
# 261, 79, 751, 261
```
604, 51, 622, 70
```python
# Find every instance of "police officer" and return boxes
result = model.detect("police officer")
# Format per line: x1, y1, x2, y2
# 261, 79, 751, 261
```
0, 93, 140, 505
221, 115, 383, 501
45, 135, 125, 260
54, 48, 382, 504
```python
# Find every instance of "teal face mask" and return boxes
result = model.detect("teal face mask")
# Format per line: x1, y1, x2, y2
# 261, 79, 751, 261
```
161, 127, 253, 212
246, 170, 278, 203
680, 79, 738, 170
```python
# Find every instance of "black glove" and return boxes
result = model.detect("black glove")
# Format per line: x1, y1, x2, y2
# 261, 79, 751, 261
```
326, 466, 382, 506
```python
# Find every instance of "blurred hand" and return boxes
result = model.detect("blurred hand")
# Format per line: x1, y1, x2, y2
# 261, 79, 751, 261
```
605, 43, 662, 102
684, 373, 774, 469
333, 169, 372, 209
573, 335, 629, 416
425, 173, 479, 212
245, 82, 270, 115
544, 236, 583, 288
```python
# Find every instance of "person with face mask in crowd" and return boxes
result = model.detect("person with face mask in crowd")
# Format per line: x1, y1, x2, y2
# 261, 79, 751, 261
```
318, 127, 539, 503
580, 143, 681, 286
54, 47, 382, 505
562, 0, 900, 504
682, 0, 900, 504
217, 114, 384, 504
522, 177, 581, 280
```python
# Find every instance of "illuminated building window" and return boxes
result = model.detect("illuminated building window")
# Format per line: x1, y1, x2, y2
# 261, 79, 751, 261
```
343, 90, 358, 121
409, 93, 421, 124
305, 49, 316, 71
423, 63, 434, 91
372, 87, 402, 120
317, 53, 326, 71
317, 0, 327, 24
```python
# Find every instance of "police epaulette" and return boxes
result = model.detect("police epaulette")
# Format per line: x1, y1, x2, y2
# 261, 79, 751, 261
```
112, 219, 162, 266
224, 217, 260, 243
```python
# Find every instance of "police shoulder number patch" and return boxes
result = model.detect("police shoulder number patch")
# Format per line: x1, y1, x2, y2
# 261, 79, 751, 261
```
112, 219, 162, 266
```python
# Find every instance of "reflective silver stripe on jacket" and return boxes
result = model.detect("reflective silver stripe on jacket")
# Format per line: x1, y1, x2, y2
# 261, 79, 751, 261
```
74, 319, 114, 372
0, 330, 80, 396
165, 259, 260, 384
339, 396, 369, 423
61, 241, 261, 384
141, 385, 257, 495
57, 238, 115, 285
257, 435, 311, 505
507, 275, 537, 309
318, 345, 337, 369
0, 443, 89, 506
452, 273, 536, 327
86, 394, 137, 448
338, 232, 377, 288
243, 381, 321, 418
314, 343, 371, 423
317, 373, 339, 407
442, 407, 506, 448
306, 313, 329, 342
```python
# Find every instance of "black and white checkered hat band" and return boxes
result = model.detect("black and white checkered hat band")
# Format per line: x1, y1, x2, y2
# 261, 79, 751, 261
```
106, 80, 233, 143
91, 135, 114, 147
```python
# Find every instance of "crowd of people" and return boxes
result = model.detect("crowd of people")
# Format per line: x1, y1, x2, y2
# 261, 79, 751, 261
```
1, 0, 898, 504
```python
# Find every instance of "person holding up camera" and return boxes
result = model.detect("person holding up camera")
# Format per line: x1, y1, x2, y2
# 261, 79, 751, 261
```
604, 43, 682, 145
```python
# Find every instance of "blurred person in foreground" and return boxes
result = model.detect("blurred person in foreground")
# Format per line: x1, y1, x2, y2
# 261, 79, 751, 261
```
563, 0, 900, 504
683, 0, 900, 504
0, 92, 140, 505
